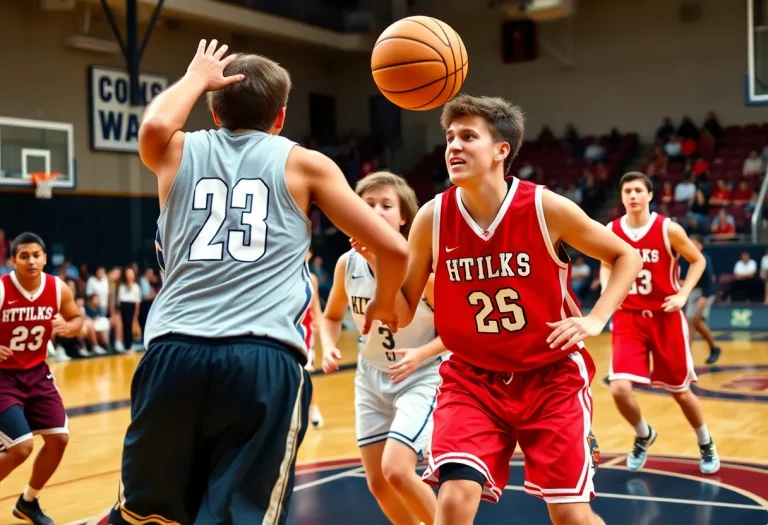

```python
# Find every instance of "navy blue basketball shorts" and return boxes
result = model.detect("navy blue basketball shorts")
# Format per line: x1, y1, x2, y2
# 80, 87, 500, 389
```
108, 334, 312, 525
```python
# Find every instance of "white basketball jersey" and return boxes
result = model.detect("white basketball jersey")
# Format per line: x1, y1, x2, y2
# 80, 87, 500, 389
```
344, 250, 438, 373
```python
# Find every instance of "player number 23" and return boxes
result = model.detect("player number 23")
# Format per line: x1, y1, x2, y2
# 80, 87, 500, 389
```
9, 326, 45, 352
189, 178, 269, 263
468, 288, 527, 334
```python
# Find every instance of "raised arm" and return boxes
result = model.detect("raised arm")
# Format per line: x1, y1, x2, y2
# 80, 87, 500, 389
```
397, 200, 437, 327
663, 221, 705, 312
290, 148, 408, 333
542, 190, 642, 349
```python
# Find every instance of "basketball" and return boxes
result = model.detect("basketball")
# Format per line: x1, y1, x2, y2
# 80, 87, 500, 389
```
371, 16, 468, 111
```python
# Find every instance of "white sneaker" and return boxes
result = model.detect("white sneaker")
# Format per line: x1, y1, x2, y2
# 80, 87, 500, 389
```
92, 345, 108, 355
78, 347, 92, 357
114, 340, 126, 353
55, 346, 71, 361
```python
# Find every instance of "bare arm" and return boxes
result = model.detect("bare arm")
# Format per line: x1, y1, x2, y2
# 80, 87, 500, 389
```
397, 200, 436, 326
293, 149, 408, 331
309, 274, 323, 329
319, 254, 349, 351
54, 284, 84, 338
666, 221, 705, 309
543, 190, 642, 348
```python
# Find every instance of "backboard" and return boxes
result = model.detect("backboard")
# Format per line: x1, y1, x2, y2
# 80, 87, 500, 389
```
747, 0, 768, 105
0, 117, 75, 188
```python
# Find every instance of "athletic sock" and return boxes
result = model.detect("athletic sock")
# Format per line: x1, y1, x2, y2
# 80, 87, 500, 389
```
22, 485, 39, 502
634, 418, 650, 439
694, 424, 711, 446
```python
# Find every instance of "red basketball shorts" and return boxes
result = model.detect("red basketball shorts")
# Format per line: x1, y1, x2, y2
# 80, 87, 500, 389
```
609, 309, 696, 392
422, 349, 598, 504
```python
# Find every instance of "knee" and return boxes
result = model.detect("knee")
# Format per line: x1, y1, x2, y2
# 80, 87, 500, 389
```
671, 389, 692, 404
610, 379, 633, 399
43, 433, 69, 452
548, 502, 600, 525
381, 452, 415, 491
7, 440, 34, 465
438, 480, 481, 516
365, 471, 391, 500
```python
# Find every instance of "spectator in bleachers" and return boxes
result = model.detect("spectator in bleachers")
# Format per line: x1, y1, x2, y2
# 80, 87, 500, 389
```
646, 145, 668, 176
684, 190, 709, 234
701, 111, 723, 143
580, 171, 600, 214
732, 180, 753, 206
310, 254, 331, 300
86, 266, 110, 316
674, 174, 697, 204
84, 294, 111, 351
570, 256, 592, 301
656, 117, 675, 143
593, 162, 610, 184
665, 134, 683, 162
690, 156, 710, 177
659, 181, 674, 205
710, 207, 736, 241
563, 123, 583, 155
680, 136, 698, 160
117, 267, 141, 351
583, 139, 606, 164
761, 248, 768, 305
708, 179, 731, 207
731, 251, 761, 302
698, 129, 716, 159
75, 297, 107, 356
677, 116, 699, 140
536, 125, 555, 149
0, 259, 11, 276
742, 149, 764, 176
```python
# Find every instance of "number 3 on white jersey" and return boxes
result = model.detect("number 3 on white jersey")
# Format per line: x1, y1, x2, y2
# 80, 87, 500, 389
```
629, 269, 653, 295
189, 178, 269, 263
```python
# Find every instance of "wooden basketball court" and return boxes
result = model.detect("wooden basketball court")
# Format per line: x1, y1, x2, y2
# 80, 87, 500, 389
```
1, 329, 767, 524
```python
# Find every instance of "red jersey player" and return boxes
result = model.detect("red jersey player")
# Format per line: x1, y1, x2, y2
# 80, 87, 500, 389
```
302, 243, 323, 428
603, 172, 720, 475
0, 232, 83, 525
373, 95, 643, 525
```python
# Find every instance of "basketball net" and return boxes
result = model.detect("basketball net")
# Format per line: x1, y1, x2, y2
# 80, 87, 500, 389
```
30, 172, 60, 200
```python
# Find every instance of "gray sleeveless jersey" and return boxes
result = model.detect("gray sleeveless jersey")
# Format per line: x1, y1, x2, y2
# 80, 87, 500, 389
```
143, 129, 313, 356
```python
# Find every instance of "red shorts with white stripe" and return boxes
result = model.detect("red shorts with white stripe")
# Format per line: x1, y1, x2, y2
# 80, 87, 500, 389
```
422, 349, 598, 504
609, 309, 696, 392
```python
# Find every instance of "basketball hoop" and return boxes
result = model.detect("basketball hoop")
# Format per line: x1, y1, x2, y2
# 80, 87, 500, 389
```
30, 172, 60, 200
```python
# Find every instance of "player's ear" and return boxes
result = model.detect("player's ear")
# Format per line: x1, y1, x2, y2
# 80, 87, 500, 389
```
495, 141, 510, 163
272, 107, 287, 134
211, 109, 221, 127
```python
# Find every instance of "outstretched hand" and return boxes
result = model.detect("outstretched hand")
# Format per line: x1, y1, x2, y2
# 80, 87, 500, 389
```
187, 39, 244, 92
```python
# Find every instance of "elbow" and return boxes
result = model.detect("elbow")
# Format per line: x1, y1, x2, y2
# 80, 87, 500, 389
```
139, 117, 171, 143
625, 247, 644, 274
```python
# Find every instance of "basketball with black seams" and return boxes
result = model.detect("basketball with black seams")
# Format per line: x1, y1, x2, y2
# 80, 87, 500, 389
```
371, 16, 468, 111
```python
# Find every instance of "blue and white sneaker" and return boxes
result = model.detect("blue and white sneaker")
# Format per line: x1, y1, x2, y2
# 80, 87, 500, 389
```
627, 427, 658, 471
699, 439, 720, 474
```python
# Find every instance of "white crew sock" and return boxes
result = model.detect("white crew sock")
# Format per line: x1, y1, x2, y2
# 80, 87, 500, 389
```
634, 418, 650, 439
694, 424, 711, 446
22, 485, 39, 502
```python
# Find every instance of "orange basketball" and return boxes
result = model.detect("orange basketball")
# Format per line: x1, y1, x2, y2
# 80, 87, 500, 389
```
371, 16, 468, 111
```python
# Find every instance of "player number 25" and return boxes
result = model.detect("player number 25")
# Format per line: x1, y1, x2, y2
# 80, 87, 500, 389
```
189, 178, 269, 263
468, 288, 527, 334
628, 269, 653, 296
9, 326, 45, 352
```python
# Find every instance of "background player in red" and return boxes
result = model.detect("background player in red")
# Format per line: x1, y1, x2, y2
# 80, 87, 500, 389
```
603, 172, 720, 475
369, 94, 643, 525
302, 243, 323, 429
0, 232, 83, 525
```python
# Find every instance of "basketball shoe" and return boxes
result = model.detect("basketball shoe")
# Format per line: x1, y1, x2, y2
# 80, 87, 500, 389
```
626, 426, 658, 471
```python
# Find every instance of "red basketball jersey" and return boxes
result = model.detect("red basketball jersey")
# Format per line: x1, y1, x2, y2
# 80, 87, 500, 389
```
433, 179, 584, 373
0, 272, 61, 370
609, 212, 680, 311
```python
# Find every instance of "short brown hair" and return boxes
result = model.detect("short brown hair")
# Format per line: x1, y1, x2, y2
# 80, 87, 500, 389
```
620, 171, 653, 192
440, 94, 525, 175
206, 54, 291, 132
355, 171, 419, 236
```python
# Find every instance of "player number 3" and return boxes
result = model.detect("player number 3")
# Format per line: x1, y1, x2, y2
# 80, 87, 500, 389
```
189, 178, 269, 263
469, 288, 527, 334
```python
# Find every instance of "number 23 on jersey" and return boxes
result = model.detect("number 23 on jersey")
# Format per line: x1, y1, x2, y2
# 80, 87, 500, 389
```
629, 269, 652, 295
189, 178, 269, 263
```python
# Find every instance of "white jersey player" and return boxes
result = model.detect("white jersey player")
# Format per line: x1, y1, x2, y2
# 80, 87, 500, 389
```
321, 171, 446, 525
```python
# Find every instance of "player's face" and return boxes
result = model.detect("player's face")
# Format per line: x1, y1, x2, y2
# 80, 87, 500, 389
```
621, 180, 652, 213
445, 115, 506, 186
362, 185, 405, 233
11, 243, 46, 278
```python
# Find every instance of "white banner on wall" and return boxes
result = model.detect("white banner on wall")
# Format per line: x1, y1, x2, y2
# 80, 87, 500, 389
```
88, 65, 168, 153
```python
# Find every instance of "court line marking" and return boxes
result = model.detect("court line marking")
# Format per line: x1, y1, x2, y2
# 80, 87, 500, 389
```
600, 455, 627, 467
344, 471, 765, 510
293, 466, 365, 492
